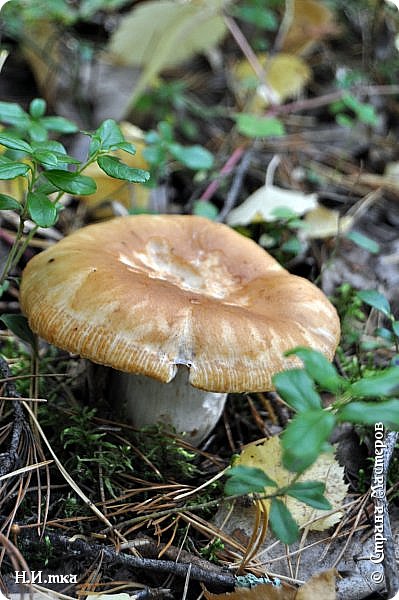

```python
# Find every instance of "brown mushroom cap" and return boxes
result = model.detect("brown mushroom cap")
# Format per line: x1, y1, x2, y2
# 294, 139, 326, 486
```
20, 214, 340, 392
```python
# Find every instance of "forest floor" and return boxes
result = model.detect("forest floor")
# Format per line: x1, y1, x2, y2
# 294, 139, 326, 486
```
1, 1, 399, 599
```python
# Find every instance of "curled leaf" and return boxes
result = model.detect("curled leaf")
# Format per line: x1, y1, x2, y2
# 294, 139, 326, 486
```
227, 184, 317, 226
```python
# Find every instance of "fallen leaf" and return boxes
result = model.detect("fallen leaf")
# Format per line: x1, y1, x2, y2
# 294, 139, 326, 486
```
227, 184, 317, 226
238, 437, 347, 531
281, 0, 338, 55
296, 569, 337, 599
303, 205, 353, 238
107, 0, 229, 102
231, 53, 311, 109
21, 21, 61, 106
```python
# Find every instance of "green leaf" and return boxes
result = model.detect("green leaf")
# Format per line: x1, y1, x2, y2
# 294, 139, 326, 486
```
285, 347, 347, 394
40, 116, 79, 133
282, 409, 336, 473
393, 321, 399, 337
35, 179, 59, 196
342, 93, 378, 126
233, 5, 278, 30
272, 368, 321, 412
145, 130, 160, 145
79, 0, 131, 18
142, 144, 166, 166
269, 498, 299, 544
43, 170, 97, 195
338, 399, 399, 430
29, 98, 46, 119
31, 150, 59, 169
193, 200, 218, 220
357, 290, 391, 317
0, 314, 36, 348
33, 150, 79, 168
224, 465, 277, 496
285, 481, 332, 510
32, 140, 67, 154
0, 157, 30, 179
28, 121, 48, 142
0, 102, 30, 128
348, 367, 399, 398
50, 152, 81, 165
97, 155, 150, 183
159, 121, 173, 142
169, 143, 214, 170
335, 114, 354, 128
0, 194, 22, 212
110, 141, 137, 155
375, 326, 394, 341
280, 237, 303, 255
27, 191, 58, 227
235, 113, 285, 138
94, 119, 124, 150
346, 231, 380, 254
0, 133, 32, 153
31, 141, 80, 165
0, 280, 10, 299
272, 206, 298, 220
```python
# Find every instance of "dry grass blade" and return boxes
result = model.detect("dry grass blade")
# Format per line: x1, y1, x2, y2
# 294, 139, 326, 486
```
0, 459, 53, 482
175, 468, 227, 500
0, 396, 47, 401
0, 532, 32, 587
238, 498, 269, 572
30, 585, 78, 599
179, 510, 247, 561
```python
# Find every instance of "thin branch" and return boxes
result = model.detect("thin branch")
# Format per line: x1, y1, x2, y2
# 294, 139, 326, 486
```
199, 146, 246, 203
218, 146, 254, 223
19, 530, 236, 591
0, 356, 29, 477
266, 84, 399, 117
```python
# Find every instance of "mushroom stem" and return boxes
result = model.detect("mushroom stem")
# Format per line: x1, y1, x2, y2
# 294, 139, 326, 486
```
109, 366, 227, 446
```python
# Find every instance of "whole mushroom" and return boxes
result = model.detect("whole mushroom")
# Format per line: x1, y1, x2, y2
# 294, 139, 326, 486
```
20, 214, 340, 445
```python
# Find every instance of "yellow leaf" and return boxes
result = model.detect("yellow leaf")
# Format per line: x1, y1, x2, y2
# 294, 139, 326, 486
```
238, 437, 347, 531
231, 53, 311, 109
107, 0, 229, 103
78, 122, 150, 215
303, 205, 353, 238
0, 177, 27, 203
281, 0, 337, 56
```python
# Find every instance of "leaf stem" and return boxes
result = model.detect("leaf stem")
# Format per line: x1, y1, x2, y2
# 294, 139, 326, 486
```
10, 224, 40, 272
0, 218, 26, 285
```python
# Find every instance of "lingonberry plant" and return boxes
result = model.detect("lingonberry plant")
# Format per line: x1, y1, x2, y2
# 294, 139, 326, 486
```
0, 98, 149, 292
226, 316, 399, 543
